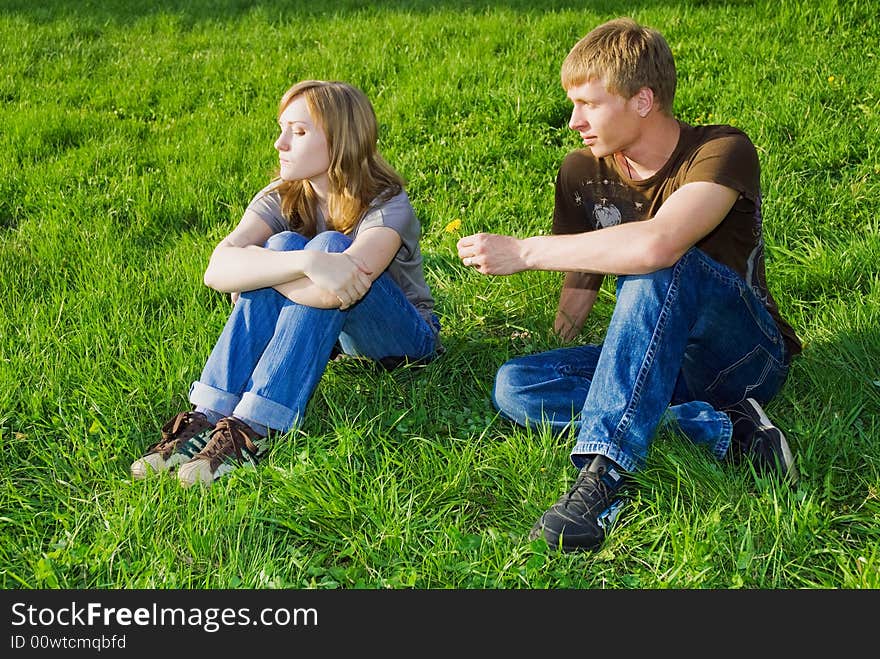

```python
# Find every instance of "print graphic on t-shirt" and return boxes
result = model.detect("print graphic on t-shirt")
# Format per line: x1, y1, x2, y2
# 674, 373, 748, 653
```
593, 198, 622, 228
568, 175, 648, 231
745, 194, 769, 305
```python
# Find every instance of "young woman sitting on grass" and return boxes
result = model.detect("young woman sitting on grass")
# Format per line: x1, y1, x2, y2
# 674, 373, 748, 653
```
131, 80, 441, 487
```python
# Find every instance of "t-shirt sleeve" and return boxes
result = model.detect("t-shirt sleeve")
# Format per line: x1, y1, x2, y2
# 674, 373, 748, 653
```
356, 190, 419, 258
245, 181, 289, 233
683, 132, 761, 205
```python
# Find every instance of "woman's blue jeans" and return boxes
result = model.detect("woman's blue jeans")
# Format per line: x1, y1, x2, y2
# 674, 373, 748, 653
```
492, 248, 790, 473
189, 231, 440, 433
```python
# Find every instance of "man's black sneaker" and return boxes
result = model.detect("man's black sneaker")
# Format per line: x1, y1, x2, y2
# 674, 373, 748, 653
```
725, 398, 798, 483
529, 454, 626, 552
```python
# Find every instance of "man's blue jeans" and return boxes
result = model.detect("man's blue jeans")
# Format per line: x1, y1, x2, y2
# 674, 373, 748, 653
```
492, 248, 790, 473
189, 231, 440, 433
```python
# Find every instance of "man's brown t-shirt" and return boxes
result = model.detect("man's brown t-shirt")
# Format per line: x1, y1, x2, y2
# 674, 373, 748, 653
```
552, 121, 802, 358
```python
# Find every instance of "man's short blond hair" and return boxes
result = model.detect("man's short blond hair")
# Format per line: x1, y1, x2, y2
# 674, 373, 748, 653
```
561, 17, 677, 115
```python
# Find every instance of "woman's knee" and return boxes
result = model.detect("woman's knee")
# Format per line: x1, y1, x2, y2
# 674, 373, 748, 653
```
264, 231, 307, 252
306, 231, 351, 253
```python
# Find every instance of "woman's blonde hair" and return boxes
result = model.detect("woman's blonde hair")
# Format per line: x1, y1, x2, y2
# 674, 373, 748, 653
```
561, 18, 676, 116
274, 80, 404, 236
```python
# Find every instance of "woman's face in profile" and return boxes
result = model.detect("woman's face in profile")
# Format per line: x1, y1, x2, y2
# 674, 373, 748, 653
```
274, 95, 330, 183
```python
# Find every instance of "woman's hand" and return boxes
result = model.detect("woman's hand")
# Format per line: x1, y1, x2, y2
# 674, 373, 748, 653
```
303, 251, 373, 309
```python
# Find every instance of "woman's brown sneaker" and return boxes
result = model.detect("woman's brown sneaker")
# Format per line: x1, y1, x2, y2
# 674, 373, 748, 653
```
177, 416, 269, 488
130, 411, 215, 479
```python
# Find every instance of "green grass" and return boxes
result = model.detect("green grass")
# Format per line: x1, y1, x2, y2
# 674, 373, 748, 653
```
1, 0, 878, 589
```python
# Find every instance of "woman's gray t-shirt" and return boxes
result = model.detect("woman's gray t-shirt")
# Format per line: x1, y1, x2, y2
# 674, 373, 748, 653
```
246, 182, 437, 331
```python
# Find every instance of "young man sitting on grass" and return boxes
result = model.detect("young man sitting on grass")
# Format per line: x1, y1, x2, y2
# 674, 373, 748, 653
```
456, 17, 802, 552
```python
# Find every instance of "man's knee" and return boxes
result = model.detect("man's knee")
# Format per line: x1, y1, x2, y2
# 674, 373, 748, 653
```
616, 249, 703, 301
619, 248, 700, 285
492, 357, 529, 412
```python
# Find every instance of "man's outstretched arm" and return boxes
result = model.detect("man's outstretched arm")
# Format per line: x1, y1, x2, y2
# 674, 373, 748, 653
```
457, 181, 739, 277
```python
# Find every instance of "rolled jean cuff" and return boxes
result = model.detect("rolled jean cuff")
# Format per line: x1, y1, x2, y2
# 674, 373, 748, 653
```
571, 441, 639, 473
714, 415, 733, 460
189, 381, 240, 418
234, 391, 302, 434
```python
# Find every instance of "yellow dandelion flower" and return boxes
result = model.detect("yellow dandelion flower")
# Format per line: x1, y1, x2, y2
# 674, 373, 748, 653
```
444, 218, 462, 233
828, 75, 835, 83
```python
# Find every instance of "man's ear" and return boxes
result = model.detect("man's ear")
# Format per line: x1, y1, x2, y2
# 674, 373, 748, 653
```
635, 87, 654, 117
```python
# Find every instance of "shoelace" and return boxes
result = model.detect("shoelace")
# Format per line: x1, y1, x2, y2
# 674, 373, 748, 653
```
149, 411, 206, 453
200, 418, 258, 464
162, 411, 198, 437
564, 470, 609, 509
